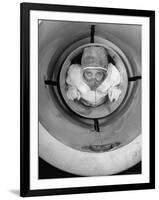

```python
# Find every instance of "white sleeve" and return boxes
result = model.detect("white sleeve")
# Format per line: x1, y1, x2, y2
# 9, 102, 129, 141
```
66, 86, 80, 100
108, 86, 122, 102
66, 64, 81, 87
109, 63, 121, 87
107, 64, 121, 102
97, 63, 121, 94
66, 64, 90, 94
66, 65, 81, 100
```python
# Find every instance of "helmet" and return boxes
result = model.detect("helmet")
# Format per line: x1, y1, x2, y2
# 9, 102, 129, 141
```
81, 46, 108, 71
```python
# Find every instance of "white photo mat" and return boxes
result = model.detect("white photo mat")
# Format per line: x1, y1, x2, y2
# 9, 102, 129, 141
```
30, 10, 150, 190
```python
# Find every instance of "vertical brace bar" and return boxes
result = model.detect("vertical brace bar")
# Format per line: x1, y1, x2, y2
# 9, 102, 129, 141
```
94, 119, 100, 132
90, 25, 95, 43
128, 76, 141, 82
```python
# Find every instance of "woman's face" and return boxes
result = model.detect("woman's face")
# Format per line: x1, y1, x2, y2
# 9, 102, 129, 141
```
83, 69, 106, 90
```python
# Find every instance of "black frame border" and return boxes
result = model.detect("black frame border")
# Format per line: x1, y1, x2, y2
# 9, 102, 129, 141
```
20, 2, 155, 197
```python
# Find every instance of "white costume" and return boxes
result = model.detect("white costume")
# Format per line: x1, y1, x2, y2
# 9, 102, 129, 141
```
66, 63, 121, 106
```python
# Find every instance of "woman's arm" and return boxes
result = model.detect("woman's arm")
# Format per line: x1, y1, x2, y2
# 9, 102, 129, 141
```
108, 86, 121, 102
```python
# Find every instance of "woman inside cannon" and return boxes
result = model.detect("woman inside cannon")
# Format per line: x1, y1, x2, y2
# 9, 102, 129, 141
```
66, 46, 122, 108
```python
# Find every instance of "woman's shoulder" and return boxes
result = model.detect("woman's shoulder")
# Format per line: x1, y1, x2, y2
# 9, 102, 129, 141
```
68, 64, 81, 72
107, 63, 121, 85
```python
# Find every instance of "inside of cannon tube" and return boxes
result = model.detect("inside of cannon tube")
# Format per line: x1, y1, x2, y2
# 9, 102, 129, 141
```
57, 43, 127, 152
39, 20, 141, 176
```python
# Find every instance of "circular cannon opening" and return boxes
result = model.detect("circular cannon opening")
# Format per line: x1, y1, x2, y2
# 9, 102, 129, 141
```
58, 42, 128, 119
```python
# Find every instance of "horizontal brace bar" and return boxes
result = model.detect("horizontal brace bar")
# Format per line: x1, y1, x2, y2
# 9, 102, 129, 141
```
44, 80, 57, 86
128, 76, 141, 82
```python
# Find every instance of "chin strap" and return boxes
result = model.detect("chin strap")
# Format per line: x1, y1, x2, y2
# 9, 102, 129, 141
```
82, 66, 108, 72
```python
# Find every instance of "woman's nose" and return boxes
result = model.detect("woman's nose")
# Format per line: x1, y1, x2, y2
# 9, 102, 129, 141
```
92, 73, 97, 79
